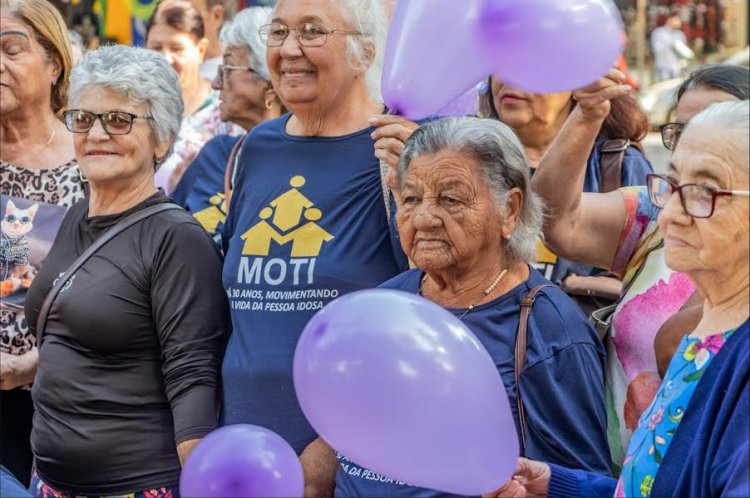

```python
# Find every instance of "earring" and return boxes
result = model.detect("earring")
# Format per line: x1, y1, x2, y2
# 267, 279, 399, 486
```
264, 98, 273, 110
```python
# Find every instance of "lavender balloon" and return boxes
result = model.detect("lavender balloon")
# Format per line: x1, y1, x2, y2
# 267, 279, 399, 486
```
293, 289, 518, 496
381, 0, 491, 119
180, 424, 304, 498
480, 0, 624, 93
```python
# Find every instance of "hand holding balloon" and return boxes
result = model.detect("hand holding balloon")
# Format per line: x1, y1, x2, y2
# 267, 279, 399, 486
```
369, 114, 419, 172
571, 68, 632, 122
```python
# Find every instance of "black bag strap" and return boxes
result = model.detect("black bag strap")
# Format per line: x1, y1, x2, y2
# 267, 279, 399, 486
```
35, 203, 182, 346
514, 284, 555, 453
599, 138, 630, 194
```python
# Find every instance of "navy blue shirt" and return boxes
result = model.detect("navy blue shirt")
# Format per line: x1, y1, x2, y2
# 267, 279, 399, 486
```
532, 140, 652, 284
171, 134, 242, 236
220, 115, 408, 453
335, 267, 611, 498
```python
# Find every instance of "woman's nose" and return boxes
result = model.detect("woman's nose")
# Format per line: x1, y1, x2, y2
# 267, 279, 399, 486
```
412, 202, 441, 229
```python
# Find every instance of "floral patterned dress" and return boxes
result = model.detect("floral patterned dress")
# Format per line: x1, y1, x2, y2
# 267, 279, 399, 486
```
615, 328, 737, 497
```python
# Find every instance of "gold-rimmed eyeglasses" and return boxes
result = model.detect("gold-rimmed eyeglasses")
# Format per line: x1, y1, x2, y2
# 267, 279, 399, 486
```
258, 22, 365, 47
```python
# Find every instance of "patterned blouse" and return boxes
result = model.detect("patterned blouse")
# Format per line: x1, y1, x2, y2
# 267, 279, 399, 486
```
615, 328, 737, 497
605, 187, 697, 470
0, 160, 85, 358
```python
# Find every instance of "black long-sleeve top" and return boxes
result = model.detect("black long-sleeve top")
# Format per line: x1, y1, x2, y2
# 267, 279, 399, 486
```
24, 191, 229, 494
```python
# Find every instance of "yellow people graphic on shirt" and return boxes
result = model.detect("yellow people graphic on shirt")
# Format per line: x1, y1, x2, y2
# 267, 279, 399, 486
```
532, 237, 558, 280
240, 176, 334, 257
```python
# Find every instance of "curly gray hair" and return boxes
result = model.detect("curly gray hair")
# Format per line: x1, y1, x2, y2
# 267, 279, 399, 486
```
398, 117, 544, 262
220, 7, 273, 81
68, 44, 183, 163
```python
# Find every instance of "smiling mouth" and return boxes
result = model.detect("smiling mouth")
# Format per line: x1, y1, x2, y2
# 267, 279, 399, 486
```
86, 151, 118, 156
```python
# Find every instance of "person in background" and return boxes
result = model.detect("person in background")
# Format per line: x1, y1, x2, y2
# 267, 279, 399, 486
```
488, 99, 749, 498
220, 0, 406, 494
171, 6, 283, 238
145, 0, 242, 193
335, 117, 610, 498
67, 29, 84, 65
0, 0, 84, 485
477, 70, 652, 317
24, 44, 228, 497
651, 14, 692, 82
187, 0, 238, 80
528, 65, 749, 471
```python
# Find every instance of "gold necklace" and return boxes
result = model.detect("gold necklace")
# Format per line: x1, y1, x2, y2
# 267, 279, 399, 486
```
418, 267, 510, 320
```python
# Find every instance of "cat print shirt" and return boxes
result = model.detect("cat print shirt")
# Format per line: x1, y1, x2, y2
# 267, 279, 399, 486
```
0, 160, 84, 358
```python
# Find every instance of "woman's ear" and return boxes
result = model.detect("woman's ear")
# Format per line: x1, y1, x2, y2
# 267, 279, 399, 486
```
355, 40, 376, 74
197, 37, 209, 62
501, 187, 523, 239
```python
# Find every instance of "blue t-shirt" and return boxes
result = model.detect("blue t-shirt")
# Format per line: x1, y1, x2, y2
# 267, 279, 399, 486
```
334, 267, 611, 498
532, 139, 653, 284
171, 134, 242, 236
220, 115, 408, 453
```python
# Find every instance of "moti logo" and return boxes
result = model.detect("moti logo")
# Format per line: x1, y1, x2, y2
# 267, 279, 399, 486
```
240, 175, 334, 257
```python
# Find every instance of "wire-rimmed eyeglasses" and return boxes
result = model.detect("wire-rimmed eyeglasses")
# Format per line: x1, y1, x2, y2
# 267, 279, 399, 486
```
214, 64, 262, 88
258, 22, 365, 47
659, 122, 684, 151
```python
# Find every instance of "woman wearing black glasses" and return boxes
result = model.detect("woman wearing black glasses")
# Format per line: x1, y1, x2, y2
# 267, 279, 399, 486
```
145, 0, 243, 193
489, 99, 749, 498
526, 65, 749, 472
170, 6, 284, 239
23, 45, 229, 497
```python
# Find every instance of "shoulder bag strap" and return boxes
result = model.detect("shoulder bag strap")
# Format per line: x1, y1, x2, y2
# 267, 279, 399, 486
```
35, 203, 182, 346
599, 138, 630, 194
514, 284, 555, 453
379, 158, 392, 221
223, 134, 248, 211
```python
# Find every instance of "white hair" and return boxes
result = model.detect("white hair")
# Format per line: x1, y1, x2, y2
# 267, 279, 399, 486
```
398, 117, 545, 262
219, 6, 273, 80
685, 100, 750, 172
68, 45, 183, 161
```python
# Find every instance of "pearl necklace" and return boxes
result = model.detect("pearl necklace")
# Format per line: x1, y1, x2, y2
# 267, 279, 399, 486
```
418, 267, 510, 320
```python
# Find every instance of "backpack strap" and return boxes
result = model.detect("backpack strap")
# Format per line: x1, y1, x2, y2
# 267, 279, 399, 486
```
514, 284, 555, 453
35, 203, 182, 347
599, 138, 630, 194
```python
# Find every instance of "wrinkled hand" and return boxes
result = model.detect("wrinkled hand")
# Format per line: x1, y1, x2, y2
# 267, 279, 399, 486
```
0, 350, 38, 390
572, 68, 633, 122
481, 458, 552, 498
370, 114, 419, 172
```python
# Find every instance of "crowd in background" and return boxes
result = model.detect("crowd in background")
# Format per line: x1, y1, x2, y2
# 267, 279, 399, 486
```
1, 0, 748, 497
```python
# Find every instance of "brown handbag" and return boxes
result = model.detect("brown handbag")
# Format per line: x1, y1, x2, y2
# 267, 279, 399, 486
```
513, 284, 554, 453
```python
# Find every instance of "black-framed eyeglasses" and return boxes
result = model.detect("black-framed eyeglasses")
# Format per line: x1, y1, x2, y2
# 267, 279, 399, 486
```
214, 64, 262, 87
258, 22, 364, 47
3, 214, 32, 224
646, 173, 750, 218
63, 109, 154, 135
659, 122, 684, 151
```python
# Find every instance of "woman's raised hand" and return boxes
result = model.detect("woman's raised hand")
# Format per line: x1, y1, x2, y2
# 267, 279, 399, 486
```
572, 68, 633, 122
370, 114, 420, 172
481, 458, 552, 498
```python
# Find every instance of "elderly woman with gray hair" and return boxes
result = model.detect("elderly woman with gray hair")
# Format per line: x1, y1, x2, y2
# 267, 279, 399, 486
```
23, 45, 229, 497
334, 117, 611, 498
171, 6, 283, 237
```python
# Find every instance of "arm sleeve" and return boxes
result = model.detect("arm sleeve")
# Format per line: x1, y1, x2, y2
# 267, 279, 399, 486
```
713, 381, 750, 498
521, 342, 612, 475
610, 186, 659, 276
548, 463, 617, 498
150, 220, 230, 444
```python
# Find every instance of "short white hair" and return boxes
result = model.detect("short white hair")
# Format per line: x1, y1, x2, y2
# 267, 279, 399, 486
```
219, 6, 273, 80
684, 100, 750, 172
68, 45, 183, 161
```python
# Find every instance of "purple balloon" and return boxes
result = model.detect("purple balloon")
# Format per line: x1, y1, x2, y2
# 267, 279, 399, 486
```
180, 425, 304, 498
479, 0, 624, 93
293, 289, 518, 496
434, 84, 481, 117
381, 0, 491, 119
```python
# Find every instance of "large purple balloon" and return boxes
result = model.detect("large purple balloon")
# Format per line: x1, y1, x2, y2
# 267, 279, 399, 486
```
381, 0, 490, 119
293, 289, 518, 496
480, 0, 624, 93
180, 425, 304, 498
